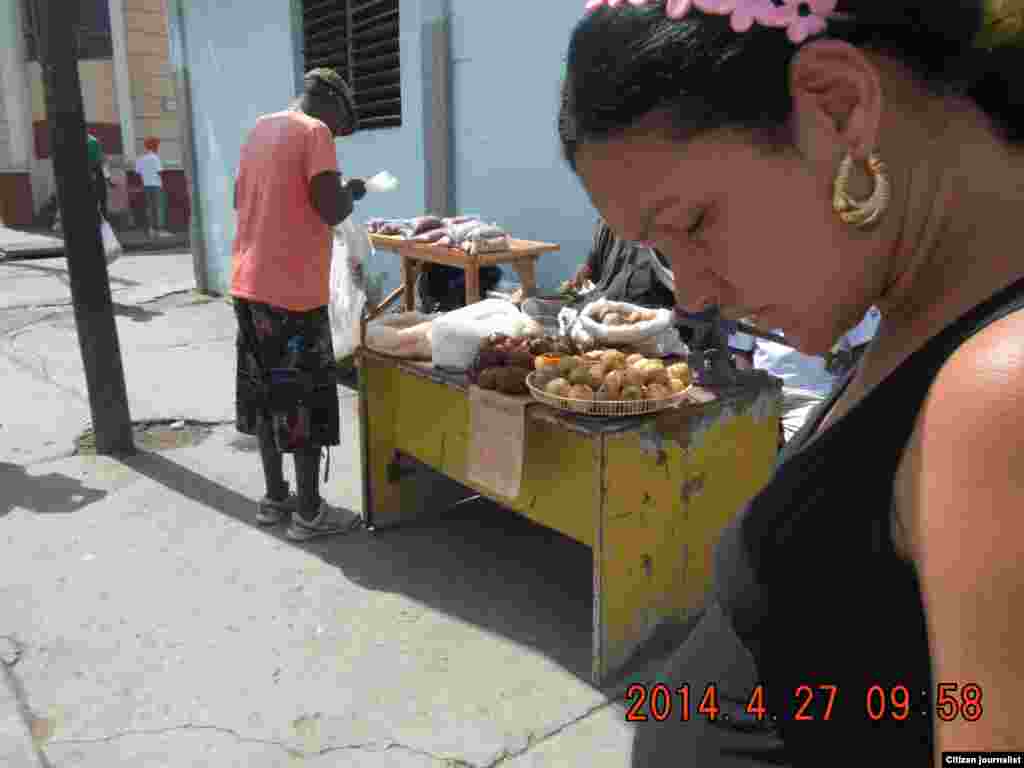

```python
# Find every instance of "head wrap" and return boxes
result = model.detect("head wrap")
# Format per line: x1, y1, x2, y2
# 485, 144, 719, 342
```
304, 67, 357, 125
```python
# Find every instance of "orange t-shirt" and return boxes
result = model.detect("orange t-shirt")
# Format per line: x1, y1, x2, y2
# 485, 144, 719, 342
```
230, 110, 339, 312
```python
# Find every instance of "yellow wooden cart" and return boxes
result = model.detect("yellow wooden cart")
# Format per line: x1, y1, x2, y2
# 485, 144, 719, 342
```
356, 348, 781, 683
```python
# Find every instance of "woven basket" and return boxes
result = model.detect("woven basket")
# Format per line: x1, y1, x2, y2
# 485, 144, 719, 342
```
526, 372, 690, 417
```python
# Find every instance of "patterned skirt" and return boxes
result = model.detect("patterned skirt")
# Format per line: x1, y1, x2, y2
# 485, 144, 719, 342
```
233, 298, 340, 450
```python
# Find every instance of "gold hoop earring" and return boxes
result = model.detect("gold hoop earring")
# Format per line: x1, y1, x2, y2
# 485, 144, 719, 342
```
832, 152, 890, 229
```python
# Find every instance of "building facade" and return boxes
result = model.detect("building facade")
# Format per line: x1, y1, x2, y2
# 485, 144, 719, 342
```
170, 0, 597, 297
0, 0, 188, 230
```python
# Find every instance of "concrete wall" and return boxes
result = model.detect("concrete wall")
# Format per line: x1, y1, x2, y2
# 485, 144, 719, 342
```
447, 2, 595, 293
178, 0, 595, 296
178, 0, 438, 296
124, 0, 181, 166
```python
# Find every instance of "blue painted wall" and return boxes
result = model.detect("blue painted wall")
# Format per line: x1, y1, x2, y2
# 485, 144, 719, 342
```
448, 1, 596, 293
179, 0, 595, 296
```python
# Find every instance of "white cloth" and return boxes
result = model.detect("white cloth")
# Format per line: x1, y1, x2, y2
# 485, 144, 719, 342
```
729, 308, 882, 436
842, 305, 882, 349
729, 333, 837, 398
135, 152, 163, 188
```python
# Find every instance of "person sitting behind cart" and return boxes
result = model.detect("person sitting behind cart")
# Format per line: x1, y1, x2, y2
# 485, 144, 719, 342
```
416, 263, 505, 313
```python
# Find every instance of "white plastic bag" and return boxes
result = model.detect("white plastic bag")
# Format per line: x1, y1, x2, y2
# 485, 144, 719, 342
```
431, 299, 543, 370
329, 218, 373, 359
561, 298, 686, 357
101, 217, 122, 265
365, 171, 399, 194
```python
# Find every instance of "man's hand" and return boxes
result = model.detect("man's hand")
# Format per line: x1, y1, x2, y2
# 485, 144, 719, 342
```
349, 258, 366, 290
346, 178, 367, 201
567, 264, 591, 290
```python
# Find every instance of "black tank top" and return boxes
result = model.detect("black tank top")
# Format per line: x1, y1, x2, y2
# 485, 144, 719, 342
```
632, 276, 1024, 766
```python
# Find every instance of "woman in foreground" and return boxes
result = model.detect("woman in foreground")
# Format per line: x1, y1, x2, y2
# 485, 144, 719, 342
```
560, 1, 1023, 764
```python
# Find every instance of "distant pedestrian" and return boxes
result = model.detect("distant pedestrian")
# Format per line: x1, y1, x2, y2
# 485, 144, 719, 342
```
230, 67, 367, 541
135, 137, 168, 239
86, 132, 110, 220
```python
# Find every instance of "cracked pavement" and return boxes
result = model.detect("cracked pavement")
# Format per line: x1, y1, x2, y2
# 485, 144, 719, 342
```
0, 251, 644, 766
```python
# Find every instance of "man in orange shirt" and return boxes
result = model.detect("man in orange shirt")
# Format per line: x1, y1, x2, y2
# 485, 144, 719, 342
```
231, 68, 367, 541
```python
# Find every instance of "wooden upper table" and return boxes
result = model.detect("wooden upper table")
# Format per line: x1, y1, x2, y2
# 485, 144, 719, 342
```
368, 234, 560, 313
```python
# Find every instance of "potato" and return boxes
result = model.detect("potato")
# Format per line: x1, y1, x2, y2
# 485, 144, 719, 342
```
625, 312, 642, 324
603, 369, 625, 399
568, 384, 595, 412
587, 362, 607, 385
668, 378, 687, 394
646, 383, 672, 401
645, 368, 670, 386
624, 366, 649, 388
568, 367, 594, 387
603, 312, 624, 326
545, 377, 571, 398
557, 357, 581, 377
601, 349, 627, 371
583, 350, 606, 361
621, 385, 644, 401
667, 362, 692, 386
496, 366, 530, 395
507, 349, 534, 370
626, 353, 645, 366
478, 367, 500, 390
640, 310, 658, 322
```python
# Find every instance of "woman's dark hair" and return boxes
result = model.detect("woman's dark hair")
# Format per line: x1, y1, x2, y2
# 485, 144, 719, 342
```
560, 1, 1024, 168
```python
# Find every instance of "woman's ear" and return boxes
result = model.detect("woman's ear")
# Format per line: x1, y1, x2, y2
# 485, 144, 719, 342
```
788, 39, 884, 165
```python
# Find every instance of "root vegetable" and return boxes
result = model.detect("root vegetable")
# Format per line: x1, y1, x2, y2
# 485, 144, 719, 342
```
621, 385, 644, 401
601, 350, 627, 370
626, 353, 645, 366
568, 367, 594, 387
496, 367, 531, 395
478, 368, 500, 390
646, 383, 672, 400
667, 363, 692, 386
624, 366, 648, 388
545, 378, 571, 397
603, 369, 624, 399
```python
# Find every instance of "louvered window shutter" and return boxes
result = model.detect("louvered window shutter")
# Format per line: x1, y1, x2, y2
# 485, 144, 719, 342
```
301, 0, 401, 130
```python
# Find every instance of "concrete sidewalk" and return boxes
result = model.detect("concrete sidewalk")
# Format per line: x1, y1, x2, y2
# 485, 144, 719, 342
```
0, 250, 665, 766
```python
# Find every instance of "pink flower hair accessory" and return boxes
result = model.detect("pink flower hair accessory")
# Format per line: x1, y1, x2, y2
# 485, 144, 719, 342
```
584, 0, 847, 44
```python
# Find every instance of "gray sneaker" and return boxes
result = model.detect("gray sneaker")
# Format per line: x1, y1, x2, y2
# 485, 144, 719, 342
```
256, 493, 297, 525
285, 502, 363, 541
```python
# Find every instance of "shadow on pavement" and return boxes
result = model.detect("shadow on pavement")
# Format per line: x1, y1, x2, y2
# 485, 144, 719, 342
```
0, 461, 108, 517
119, 447, 632, 684
112, 302, 163, 323
2, 260, 143, 288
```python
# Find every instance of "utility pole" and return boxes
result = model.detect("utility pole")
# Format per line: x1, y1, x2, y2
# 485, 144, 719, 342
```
33, 0, 135, 456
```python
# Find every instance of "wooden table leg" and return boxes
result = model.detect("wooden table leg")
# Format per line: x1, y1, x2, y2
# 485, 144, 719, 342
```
401, 257, 418, 311
464, 264, 481, 304
512, 257, 537, 298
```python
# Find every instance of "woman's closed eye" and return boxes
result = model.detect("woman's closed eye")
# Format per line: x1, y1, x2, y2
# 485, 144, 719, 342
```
687, 209, 706, 238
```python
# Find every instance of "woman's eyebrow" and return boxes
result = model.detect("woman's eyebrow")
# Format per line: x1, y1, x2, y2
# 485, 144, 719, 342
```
636, 196, 681, 242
